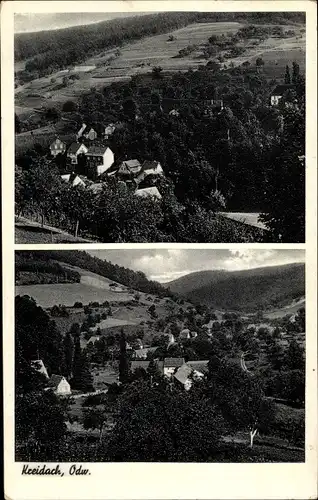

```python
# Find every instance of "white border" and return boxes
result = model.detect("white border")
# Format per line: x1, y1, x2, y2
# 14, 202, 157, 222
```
2, 2, 317, 500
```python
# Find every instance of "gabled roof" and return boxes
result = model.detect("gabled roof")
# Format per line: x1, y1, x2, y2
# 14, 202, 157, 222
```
49, 374, 66, 388
86, 145, 110, 156
134, 187, 162, 200
272, 84, 295, 95
68, 142, 85, 154
186, 360, 209, 373
142, 160, 161, 171
164, 357, 185, 368
121, 159, 141, 170
31, 359, 49, 379
50, 138, 65, 149
174, 364, 193, 385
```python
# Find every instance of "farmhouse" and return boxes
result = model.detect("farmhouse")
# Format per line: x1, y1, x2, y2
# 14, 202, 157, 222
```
50, 137, 66, 157
270, 84, 296, 106
118, 159, 142, 177
67, 142, 88, 165
135, 160, 164, 185
49, 375, 71, 395
133, 347, 158, 360
77, 123, 98, 141
86, 146, 114, 176
134, 186, 162, 200
163, 358, 185, 378
31, 359, 49, 379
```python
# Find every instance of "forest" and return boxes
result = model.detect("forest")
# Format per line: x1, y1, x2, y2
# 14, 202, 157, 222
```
15, 11, 305, 79
16, 61, 305, 242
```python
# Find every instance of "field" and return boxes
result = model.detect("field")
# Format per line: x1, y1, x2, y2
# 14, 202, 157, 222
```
15, 21, 305, 120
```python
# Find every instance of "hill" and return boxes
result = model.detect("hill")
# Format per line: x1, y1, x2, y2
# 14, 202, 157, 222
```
165, 263, 305, 312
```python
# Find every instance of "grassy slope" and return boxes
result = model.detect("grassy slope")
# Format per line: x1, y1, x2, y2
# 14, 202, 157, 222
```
166, 263, 305, 312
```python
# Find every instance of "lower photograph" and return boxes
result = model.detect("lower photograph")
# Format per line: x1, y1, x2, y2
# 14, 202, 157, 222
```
15, 248, 305, 463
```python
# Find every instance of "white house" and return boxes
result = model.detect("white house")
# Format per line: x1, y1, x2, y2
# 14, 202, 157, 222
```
86, 146, 114, 176
134, 186, 162, 200
50, 138, 66, 157
179, 328, 191, 340
67, 142, 88, 165
49, 375, 71, 395
270, 84, 295, 106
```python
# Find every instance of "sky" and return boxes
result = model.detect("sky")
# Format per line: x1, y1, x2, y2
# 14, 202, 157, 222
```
14, 12, 148, 33
88, 249, 305, 283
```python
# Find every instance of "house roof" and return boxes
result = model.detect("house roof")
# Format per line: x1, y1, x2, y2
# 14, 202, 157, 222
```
68, 142, 85, 154
86, 146, 110, 156
142, 160, 161, 171
134, 187, 162, 200
131, 360, 164, 372
31, 359, 49, 378
49, 374, 66, 388
272, 84, 295, 96
186, 360, 209, 373
164, 357, 185, 368
120, 159, 141, 170
174, 364, 193, 385
134, 347, 158, 358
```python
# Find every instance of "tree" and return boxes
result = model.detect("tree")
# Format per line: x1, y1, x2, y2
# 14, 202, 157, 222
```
284, 65, 291, 84
16, 391, 67, 461
71, 334, 94, 392
62, 100, 78, 112
152, 66, 163, 79
292, 62, 300, 85
119, 329, 129, 383
15, 113, 21, 133
284, 339, 305, 371
63, 331, 74, 379
106, 380, 225, 461
83, 408, 107, 441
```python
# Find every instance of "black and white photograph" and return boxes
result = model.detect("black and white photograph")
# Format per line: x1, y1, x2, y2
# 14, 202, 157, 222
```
14, 10, 306, 243
15, 249, 306, 463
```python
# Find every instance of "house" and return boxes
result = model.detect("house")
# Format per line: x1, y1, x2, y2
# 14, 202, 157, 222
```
104, 123, 116, 140
77, 123, 98, 141
130, 359, 164, 374
67, 142, 88, 165
31, 359, 49, 379
50, 138, 66, 157
87, 335, 100, 345
49, 375, 71, 395
186, 360, 209, 375
163, 357, 185, 378
135, 160, 164, 185
174, 361, 207, 391
179, 328, 191, 340
86, 146, 114, 176
61, 173, 86, 187
133, 347, 158, 360
134, 186, 162, 200
163, 332, 175, 346
270, 84, 295, 106
118, 159, 142, 177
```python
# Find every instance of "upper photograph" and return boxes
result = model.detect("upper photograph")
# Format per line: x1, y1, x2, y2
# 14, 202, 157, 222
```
14, 11, 305, 243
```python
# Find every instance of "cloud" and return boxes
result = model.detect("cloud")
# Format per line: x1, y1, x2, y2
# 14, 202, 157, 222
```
88, 249, 305, 283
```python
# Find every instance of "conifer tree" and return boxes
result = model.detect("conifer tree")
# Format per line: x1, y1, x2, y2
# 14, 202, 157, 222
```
71, 333, 94, 392
63, 331, 74, 379
284, 65, 291, 84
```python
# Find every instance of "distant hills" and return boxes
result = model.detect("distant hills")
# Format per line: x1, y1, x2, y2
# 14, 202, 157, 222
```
165, 263, 305, 312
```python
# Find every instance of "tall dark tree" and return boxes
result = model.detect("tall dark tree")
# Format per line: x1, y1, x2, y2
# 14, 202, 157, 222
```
292, 61, 300, 85
119, 329, 129, 383
284, 64, 291, 84
71, 333, 94, 392
63, 331, 74, 379
285, 339, 305, 371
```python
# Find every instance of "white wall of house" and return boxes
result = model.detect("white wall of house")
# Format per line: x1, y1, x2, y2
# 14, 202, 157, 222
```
68, 144, 88, 165
271, 95, 282, 106
164, 366, 177, 378
55, 378, 71, 395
